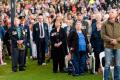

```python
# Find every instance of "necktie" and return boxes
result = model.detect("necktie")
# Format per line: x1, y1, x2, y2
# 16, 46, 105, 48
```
17, 27, 21, 39
40, 24, 44, 38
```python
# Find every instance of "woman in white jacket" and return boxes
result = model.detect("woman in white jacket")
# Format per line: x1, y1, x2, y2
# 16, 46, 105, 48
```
29, 19, 37, 59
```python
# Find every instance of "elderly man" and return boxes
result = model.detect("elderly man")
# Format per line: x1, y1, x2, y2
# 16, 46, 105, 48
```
101, 9, 120, 80
10, 18, 26, 72
19, 16, 30, 68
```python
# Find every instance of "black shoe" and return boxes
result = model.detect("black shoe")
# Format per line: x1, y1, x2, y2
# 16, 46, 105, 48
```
12, 68, 17, 72
23, 65, 27, 68
12, 70, 17, 72
38, 61, 42, 65
53, 71, 58, 73
46, 59, 50, 63
72, 73, 79, 76
19, 68, 26, 71
38, 63, 42, 65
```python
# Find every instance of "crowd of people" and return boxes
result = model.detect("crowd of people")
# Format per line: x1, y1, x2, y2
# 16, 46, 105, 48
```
0, 0, 120, 80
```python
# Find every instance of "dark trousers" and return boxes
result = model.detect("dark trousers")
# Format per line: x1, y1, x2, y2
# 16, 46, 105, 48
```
4, 41, 11, 56
11, 48, 25, 71
72, 51, 87, 75
72, 53, 79, 75
94, 52, 100, 72
79, 51, 87, 74
52, 48, 65, 72
36, 38, 45, 65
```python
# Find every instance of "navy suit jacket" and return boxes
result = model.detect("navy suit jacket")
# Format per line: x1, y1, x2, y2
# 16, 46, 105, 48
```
33, 22, 49, 45
90, 20, 104, 53
10, 26, 26, 48
19, 24, 30, 47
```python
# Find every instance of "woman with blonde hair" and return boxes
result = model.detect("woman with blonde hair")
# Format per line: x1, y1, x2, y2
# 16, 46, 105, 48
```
29, 19, 37, 59
50, 16, 68, 73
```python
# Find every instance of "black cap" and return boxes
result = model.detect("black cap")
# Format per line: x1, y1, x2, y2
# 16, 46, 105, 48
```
19, 16, 25, 20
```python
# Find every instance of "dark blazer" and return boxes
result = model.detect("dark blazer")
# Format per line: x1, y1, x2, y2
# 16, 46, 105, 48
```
55, 4, 63, 13
10, 26, 26, 48
90, 20, 104, 53
50, 27, 68, 57
3, 25, 11, 42
33, 22, 49, 44
19, 24, 30, 48
68, 28, 89, 54
64, 26, 74, 34
63, 3, 72, 13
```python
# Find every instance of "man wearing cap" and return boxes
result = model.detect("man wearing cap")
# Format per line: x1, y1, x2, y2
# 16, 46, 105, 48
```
101, 9, 120, 80
19, 16, 30, 67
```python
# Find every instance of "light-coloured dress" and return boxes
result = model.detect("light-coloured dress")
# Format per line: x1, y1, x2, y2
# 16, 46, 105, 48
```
30, 30, 37, 58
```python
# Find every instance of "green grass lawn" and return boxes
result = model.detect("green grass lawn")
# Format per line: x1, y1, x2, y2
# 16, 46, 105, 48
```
0, 59, 102, 80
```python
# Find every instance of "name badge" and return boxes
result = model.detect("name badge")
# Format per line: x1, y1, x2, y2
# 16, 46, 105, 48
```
25, 29, 27, 32
12, 31, 17, 35
23, 30, 26, 35
36, 28, 38, 31
51, 32, 56, 36
44, 27, 47, 30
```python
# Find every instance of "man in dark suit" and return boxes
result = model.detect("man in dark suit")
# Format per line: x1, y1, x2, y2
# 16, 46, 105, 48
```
19, 16, 30, 67
10, 18, 26, 72
33, 13, 49, 65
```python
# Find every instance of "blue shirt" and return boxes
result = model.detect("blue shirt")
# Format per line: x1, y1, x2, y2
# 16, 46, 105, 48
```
77, 32, 86, 51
